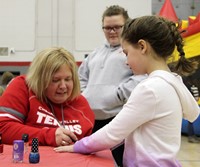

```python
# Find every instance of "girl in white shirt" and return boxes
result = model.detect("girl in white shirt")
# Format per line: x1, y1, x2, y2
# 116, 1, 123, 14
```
54, 15, 200, 167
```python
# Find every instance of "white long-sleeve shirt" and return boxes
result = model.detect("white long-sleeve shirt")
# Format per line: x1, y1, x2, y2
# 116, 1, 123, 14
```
74, 70, 200, 167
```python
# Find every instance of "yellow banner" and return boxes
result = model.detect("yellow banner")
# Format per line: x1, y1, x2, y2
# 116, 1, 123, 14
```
168, 32, 200, 63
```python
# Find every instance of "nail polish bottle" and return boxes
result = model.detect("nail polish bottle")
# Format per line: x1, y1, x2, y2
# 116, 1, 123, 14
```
13, 140, 24, 163
0, 132, 3, 154
29, 138, 40, 163
22, 134, 29, 153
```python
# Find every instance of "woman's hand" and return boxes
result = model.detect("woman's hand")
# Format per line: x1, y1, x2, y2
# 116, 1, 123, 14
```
55, 127, 78, 146
54, 144, 74, 153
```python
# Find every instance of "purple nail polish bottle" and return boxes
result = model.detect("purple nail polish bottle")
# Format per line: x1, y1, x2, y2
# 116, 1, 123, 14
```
13, 140, 24, 163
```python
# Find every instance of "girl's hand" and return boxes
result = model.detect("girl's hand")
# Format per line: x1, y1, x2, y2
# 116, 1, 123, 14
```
54, 144, 74, 153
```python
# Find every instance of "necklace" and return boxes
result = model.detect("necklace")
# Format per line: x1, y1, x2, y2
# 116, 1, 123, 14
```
48, 102, 65, 128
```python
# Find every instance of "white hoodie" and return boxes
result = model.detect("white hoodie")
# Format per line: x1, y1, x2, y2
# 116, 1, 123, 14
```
74, 70, 200, 167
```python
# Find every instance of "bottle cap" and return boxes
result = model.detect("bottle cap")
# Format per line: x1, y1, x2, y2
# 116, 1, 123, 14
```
22, 134, 29, 142
31, 138, 39, 153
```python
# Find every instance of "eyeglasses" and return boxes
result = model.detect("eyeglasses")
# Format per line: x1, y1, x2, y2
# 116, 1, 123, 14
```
102, 25, 123, 32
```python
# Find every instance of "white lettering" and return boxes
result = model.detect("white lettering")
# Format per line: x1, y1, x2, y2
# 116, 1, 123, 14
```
64, 124, 82, 135
53, 119, 59, 126
74, 124, 82, 134
64, 126, 70, 131
36, 112, 46, 123
68, 125, 75, 132
36, 111, 82, 135
37, 111, 58, 126
44, 115, 54, 125
38, 106, 53, 116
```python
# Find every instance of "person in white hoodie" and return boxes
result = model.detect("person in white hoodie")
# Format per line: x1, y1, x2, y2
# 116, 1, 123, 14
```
78, 5, 146, 166
54, 15, 200, 167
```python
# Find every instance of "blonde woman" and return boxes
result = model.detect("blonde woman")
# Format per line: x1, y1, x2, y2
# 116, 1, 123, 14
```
0, 47, 94, 146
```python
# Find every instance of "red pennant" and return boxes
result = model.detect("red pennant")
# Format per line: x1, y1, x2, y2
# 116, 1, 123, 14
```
191, 12, 200, 25
159, 0, 178, 22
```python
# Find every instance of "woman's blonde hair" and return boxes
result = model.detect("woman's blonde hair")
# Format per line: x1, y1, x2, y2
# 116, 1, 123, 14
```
26, 47, 80, 102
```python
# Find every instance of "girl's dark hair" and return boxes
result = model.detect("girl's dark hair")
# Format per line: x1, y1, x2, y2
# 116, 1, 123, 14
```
121, 15, 198, 76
